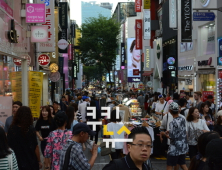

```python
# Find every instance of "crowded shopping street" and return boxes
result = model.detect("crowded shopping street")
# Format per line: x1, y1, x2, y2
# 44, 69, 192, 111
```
1, 0, 222, 170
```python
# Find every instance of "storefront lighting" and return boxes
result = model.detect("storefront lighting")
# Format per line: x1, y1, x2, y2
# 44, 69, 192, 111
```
210, 23, 214, 25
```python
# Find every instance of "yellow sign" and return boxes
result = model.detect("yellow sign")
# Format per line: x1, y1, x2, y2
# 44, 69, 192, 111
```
103, 125, 131, 135
49, 63, 59, 72
29, 71, 43, 118
144, 0, 151, 9
10, 72, 22, 102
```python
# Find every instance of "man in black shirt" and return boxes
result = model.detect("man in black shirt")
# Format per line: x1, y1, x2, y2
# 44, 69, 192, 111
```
103, 127, 152, 170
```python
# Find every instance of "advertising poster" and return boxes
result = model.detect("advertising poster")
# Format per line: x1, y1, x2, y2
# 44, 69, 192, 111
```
135, 19, 142, 49
202, 91, 214, 102
0, 96, 12, 125
29, 71, 43, 118
127, 38, 141, 79
26, 3, 46, 23
10, 72, 22, 102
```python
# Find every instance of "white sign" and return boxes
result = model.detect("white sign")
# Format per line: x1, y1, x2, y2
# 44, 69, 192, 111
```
144, 46, 154, 71
37, 0, 55, 52
147, 81, 153, 87
200, 0, 211, 7
169, 0, 177, 28
178, 65, 193, 71
185, 79, 192, 85
31, 26, 48, 42
132, 78, 140, 82
58, 39, 69, 50
144, 10, 151, 40
115, 55, 120, 71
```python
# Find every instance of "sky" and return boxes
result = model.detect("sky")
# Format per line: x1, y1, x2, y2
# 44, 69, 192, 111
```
70, 0, 130, 26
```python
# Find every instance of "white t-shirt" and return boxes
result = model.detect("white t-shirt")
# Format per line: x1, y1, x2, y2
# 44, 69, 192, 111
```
160, 113, 187, 145
187, 119, 210, 145
107, 122, 124, 149
154, 101, 168, 120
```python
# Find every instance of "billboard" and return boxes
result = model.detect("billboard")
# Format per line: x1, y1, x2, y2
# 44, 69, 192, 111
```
26, 3, 46, 23
127, 38, 141, 79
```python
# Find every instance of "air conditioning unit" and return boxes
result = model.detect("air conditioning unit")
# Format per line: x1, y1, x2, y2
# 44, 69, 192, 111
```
155, 30, 162, 37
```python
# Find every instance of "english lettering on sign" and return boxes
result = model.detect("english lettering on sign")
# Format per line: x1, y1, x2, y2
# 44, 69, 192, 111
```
198, 57, 212, 66
133, 78, 140, 82
169, 0, 177, 28
178, 65, 193, 71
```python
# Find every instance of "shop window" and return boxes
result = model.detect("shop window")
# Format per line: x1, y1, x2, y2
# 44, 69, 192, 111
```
200, 74, 215, 92
199, 23, 215, 56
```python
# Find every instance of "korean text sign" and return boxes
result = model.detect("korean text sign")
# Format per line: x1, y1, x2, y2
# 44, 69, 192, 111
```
26, 4, 46, 23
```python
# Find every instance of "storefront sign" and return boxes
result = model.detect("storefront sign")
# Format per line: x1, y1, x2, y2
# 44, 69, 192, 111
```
10, 72, 22, 102
29, 71, 43, 118
198, 57, 212, 66
59, 2, 68, 28
147, 81, 153, 87
181, 0, 192, 42
0, 0, 13, 17
59, 29, 68, 53
26, 4, 46, 23
31, 26, 48, 42
68, 44, 73, 60
121, 43, 126, 66
200, 0, 211, 7
144, 10, 151, 40
116, 55, 120, 71
178, 65, 193, 71
135, 0, 141, 12
58, 39, 69, 50
38, 54, 50, 66
144, 0, 150, 9
169, 0, 177, 28
202, 91, 214, 102
0, 97, 12, 125
73, 63, 77, 79
49, 72, 61, 82
49, 63, 59, 72
133, 69, 139, 75
37, 0, 55, 52
13, 55, 31, 66
185, 79, 192, 85
8, 20, 18, 43
217, 57, 222, 66
144, 46, 152, 71
59, 57, 64, 75
136, 19, 142, 50
128, 77, 141, 82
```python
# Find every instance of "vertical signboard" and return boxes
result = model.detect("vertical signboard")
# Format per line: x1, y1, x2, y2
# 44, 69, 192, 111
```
136, 19, 142, 50
76, 55, 79, 72
29, 71, 43, 118
10, 72, 22, 102
144, 0, 151, 9
68, 44, 73, 60
115, 55, 120, 70
135, 0, 141, 12
59, 2, 68, 29
73, 63, 77, 79
59, 57, 64, 75
169, 0, 177, 28
181, 0, 192, 42
121, 43, 126, 67
144, 46, 152, 71
144, 10, 151, 40
37, 0, 55, 52
219, 38, 222, 57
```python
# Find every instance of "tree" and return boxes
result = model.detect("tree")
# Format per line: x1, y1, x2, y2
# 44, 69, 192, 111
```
78, 15, 120, 85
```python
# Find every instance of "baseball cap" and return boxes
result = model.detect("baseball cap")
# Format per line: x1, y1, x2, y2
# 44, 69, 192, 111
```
158, 94, 164, 99
169, 102, 179, 112
72, 123, 96, 136
82, 96, 89, 100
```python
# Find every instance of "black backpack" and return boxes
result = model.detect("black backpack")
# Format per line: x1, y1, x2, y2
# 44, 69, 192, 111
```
62, 144, 76, 170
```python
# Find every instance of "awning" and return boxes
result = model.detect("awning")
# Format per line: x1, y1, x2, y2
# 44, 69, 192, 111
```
196, 69, 215, 75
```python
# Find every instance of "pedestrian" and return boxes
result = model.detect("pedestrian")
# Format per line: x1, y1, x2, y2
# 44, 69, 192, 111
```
4, 101, 22, 133
48, 105, 55, 118
102, 127, 152, 170
60, 96, 69, 112
7, 106, 42, 170
0, 126, 19, 169
59, 123, 98, 170
213, 110, 222, 137
44, 112, 72, 170
154, 95, 168, 120
188, 132, 220, 170
78, 96, 90, 123
186, 107, 210, 160
207, 95, 216, 115
193, 92, 203, 111
137, 93, 145, 117
179, 98, 189, 117
53, 101, 60, 115
186, 93, 192, 109
35, 106, 55, 156
199, 103, 213, 126
66, 106, 82, 131
162, 102, 189, 170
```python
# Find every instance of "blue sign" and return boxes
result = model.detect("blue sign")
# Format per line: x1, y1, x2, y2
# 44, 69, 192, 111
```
219, 38, 222, 57
218, 57, 222, 66
193, 12, 215, 21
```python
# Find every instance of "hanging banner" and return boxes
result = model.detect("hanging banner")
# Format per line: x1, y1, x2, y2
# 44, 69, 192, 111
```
37, 0, 55, 52
28, 71, 43, 118
73, 63, 77, 79
136, 19, 142, 50
59, 2, 68, 29
181, 0, 192, 42
76, 55, 79, 72
169, 0, 177, 28
26, 3, 46, 23
135, 0, 142, 12
121, 43, 126, 67
0, 97, 12, 125
10, 72, 22, 102
115, 55, 120, 71
144, 46, 152, 71
144, 0, 151, 9
144, 10, 151, 40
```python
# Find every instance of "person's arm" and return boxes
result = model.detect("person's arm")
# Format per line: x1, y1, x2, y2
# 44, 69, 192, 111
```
36, 131, 44, 141
89, 144, 98, 169
202, 120, 210, 132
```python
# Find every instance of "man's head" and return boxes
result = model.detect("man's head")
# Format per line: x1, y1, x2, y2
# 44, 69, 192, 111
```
158, 95, 165, 104
178, 98, 187, 107
127, 127, 152, 163
72, 123, 96, 143
53, 101, 59, 110
194, 91, 202, 101
61, 96, 66, 102
82, 96, 89, 102
12, 101, 22, 116
169, 102, 179, 115
207, 95, 213, 103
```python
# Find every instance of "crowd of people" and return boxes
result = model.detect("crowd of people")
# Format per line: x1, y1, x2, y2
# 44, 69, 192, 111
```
0, 89, 222, 170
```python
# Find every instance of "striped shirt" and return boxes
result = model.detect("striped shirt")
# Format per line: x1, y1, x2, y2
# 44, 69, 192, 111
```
0, 150, 18, 170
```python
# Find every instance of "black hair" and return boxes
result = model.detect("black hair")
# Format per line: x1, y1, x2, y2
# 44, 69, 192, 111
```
0, 127, 11, 158
110, 110, 121, 122
13, 101, 22, 107
178, 98, 187, 107
54, 111, 68, 127
127, 127, 152, 144
66, 106, 75, 129
173, 93, 180, 100
205, 116, 211, 121
170, 110, 179, 115
53, 101, 59, 105
62, 96, 66, 99
205, 101, 211, 108
207, 95, 213, 99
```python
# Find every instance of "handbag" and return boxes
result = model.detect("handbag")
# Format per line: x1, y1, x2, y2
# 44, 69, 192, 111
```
188, 121, 204, 143
100, 142, 116, 156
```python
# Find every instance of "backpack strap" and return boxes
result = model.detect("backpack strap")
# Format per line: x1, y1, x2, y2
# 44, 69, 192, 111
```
62, 144, 76, 170
113, 158, 125, 170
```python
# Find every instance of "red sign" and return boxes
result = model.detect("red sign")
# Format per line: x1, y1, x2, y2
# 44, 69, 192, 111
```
135, 0, 142, 12
38, 54, 50, 66
202, 91, 214, 102
13, 55, 31, 66
133, 69, 139, 75
68, 44, 73, 60
136, 19, 142, 49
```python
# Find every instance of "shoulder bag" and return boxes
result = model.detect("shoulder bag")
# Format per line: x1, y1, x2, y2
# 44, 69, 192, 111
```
188, 121, 204, 143
62, 144, 76, 170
